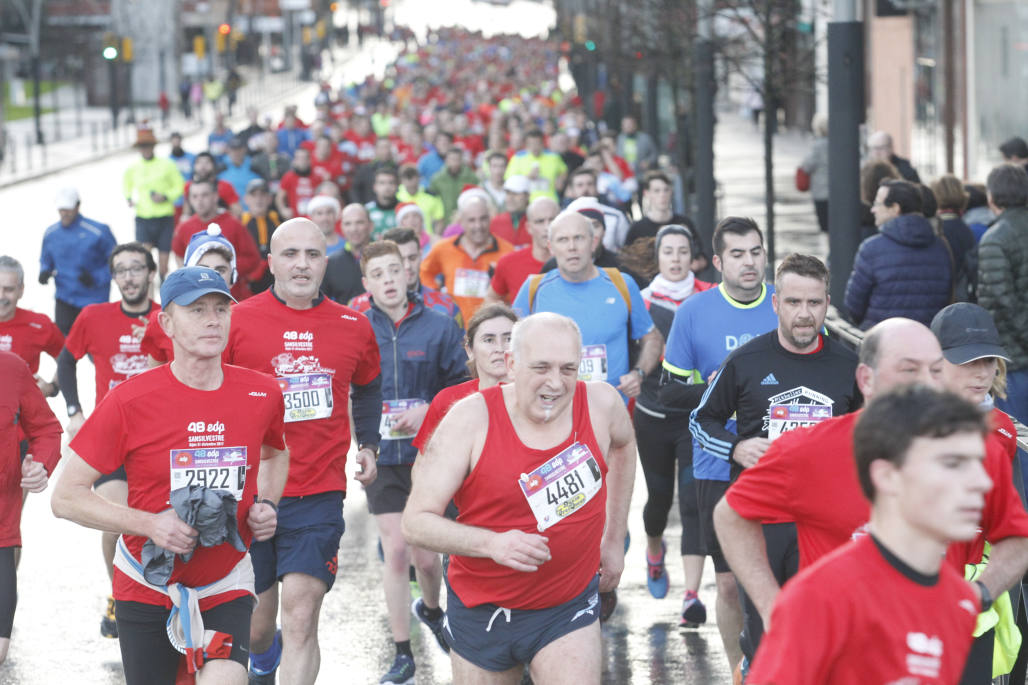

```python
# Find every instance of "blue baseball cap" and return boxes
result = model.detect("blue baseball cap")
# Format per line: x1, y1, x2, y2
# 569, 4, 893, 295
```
160, 266, 236, 307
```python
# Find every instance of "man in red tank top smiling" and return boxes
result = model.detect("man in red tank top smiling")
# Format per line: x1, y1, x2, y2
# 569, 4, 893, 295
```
403, 312, 637, 684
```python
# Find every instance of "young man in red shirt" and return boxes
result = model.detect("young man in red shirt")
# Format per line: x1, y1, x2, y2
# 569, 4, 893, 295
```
58, 242, 159, 639
748, 385, 990, 684
0, 256, 63, 399
224, 218, 381, 685
53, 266, 289, 685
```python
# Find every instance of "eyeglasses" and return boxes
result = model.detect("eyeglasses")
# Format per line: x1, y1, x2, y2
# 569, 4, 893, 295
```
113, 265, 149, 277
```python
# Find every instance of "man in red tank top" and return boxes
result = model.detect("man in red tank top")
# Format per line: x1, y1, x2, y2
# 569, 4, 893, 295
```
403, 312, 637, 683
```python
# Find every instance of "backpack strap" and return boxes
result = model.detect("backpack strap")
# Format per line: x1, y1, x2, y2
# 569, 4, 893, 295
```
602, 267, 632, 314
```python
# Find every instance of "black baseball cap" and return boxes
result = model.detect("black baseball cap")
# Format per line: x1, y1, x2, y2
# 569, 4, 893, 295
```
930, 303, 1010, 365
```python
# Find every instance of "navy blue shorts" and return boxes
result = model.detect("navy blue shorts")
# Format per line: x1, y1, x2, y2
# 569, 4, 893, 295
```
134, 216, 174, 252
444, 574, 600, 672
251, 492, 344, 594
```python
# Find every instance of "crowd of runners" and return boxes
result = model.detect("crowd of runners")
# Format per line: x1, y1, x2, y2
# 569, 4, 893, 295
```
3, 22, 1028, 685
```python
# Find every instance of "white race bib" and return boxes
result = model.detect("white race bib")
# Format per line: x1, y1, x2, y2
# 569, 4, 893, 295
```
518, 443, 603, 531
170, 446, 247, 500
379, 399, 427, 440
578, 345, 607, 382
452, 268, 490, 298
277, 373, 334, 423
767, 404, 832, 441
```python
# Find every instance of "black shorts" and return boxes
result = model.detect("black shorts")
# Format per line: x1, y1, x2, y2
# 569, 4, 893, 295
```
251, 491, 345, 594
0, 547, 16, 639
695, 478, 730, 573
94, 465, 128, 488
135, 216, 174, 252
444, 574, 600, 672
365, 464, 412, 515
115, 595, 253, 685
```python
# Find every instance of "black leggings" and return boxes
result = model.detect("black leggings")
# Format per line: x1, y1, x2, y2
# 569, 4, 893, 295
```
116, 595, 254, 685
0, 547, 15, 638
634, 409, 702, 556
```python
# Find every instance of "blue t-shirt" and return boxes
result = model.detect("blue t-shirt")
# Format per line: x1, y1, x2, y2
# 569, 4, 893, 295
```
219, 158, 260, 211
512, 269, 654, 398
663, 282, 778, 481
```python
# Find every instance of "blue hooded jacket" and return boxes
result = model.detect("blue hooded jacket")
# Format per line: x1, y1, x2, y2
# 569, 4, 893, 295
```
364, 293, 469, 466
844, 213, 952, 329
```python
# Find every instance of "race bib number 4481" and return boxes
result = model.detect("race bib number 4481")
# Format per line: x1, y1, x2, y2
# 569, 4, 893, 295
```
518, 442, 603, 531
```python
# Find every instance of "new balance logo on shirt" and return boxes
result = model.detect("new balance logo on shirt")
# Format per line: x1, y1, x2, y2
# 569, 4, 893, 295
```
761, 373, 779, 385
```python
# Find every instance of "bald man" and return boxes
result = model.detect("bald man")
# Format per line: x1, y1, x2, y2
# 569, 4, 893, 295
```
322, 204, 370, 304
403, 312, 636, 684
420, 196, 514, 323
485, 197, 559, 306
224, 218, 383, 684
714, 318, 1028, 681
867, 131, 921, 183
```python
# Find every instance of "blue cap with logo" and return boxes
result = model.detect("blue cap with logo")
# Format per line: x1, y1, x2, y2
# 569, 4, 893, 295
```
160, 266, 236, 307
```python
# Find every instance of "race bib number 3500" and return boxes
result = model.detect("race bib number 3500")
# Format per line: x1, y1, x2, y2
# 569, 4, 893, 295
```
277, 373, 333, 423
518, 442, 603, 531
170, 446, 247, 500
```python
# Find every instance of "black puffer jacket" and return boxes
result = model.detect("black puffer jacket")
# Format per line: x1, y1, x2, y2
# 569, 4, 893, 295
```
978, 206, 1028, 369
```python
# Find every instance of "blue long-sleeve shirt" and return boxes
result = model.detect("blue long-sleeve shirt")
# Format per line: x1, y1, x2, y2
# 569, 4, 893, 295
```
40, 214, 117, 308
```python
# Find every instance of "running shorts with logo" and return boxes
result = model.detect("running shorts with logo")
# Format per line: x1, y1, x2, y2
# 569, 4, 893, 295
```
251, 491, 345, 594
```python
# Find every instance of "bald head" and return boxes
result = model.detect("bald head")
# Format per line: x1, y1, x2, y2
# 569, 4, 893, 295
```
857, 318, 944, 401
341, 203, 372, 248
271, 218, 325, 253
527, 197, 560, 222
269, 218, 328, 306
868, 131, 894, 161
547, 210, 592, 241
510, 312, 583, 363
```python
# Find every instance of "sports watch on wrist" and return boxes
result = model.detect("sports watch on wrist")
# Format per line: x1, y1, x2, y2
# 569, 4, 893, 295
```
67, 405, 81, 418
975, 580, 993, 612
359, 443, 380, 461
633, 366, 645, 379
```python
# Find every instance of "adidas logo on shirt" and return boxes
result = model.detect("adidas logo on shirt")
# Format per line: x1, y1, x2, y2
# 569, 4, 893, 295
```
761, 373, 779, 385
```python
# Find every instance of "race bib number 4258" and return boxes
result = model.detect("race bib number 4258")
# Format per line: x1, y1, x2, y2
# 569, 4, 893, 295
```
518, 442, 603, 531
170, 446, 247, 500
277, 373, 333, 423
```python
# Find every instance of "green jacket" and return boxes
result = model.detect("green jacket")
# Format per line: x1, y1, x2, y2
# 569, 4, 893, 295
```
428, 166, 480, 223
122, 156, 184, 219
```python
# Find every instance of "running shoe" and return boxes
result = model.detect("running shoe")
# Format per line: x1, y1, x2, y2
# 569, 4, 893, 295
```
248, 629, 282, 684
100, 595, 118, 639
599, 589, 618, 622
412, 597, 450, 653
380, 653, 415, 685
646, 540, 669, 599
679, 591, 707, 627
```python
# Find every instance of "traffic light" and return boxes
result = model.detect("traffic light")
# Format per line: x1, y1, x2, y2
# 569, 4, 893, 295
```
102, 31, 119, 60
585, 40, 596, 51
121, 37, 133, 62
218, 23, 231, 35
194, 35, 206, 59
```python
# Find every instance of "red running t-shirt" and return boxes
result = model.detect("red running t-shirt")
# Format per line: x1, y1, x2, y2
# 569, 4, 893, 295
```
748, 535, 978, 685
447, 382, 608, 609
0, 307, 64, 374
725, 408, 1028, 571
412, 378, 481, 451
64, 301, 159, 405
140, 308, 173, 363
278, 171, 318, 216
69, 364, 286, 609
225, 290, 381, 496
489, 249, 543, 304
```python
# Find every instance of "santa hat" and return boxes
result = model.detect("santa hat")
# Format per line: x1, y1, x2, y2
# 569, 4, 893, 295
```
395, 202, 423, 224
306, 195, 341, 215
457, 184, 492, 211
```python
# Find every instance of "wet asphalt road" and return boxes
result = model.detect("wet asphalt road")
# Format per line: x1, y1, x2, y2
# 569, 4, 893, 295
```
8, 456, 732, 684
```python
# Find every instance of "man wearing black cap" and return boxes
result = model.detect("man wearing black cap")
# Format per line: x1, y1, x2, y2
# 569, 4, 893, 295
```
241, 179, 282, 293
53, 266, 290, 685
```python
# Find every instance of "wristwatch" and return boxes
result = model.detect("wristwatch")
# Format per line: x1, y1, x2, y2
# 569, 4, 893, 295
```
359, 443, 380, 461
975, 580, 993, 612
67, 404, 81, 418
633, 366, 645, 379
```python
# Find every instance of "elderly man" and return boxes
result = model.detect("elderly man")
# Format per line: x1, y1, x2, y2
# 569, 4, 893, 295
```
402, 312, 636, 684
489, 176, 532, 247
322, 203, 372, 305
867, 130, 920, 183
420, 195, 514, 323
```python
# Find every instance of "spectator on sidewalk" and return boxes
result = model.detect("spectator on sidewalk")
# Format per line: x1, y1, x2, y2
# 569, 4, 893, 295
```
999, 136, 1028, 176
39, 188, 117, 334
800, 114, 830, 233
858, 160, 900, 241
844, 179, 952, 329
868, 131, 921, 183
202, 74, 224, 120
931, 175, 976, 303
977, 162, 1028, 424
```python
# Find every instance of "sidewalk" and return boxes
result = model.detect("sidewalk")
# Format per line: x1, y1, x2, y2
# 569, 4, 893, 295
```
713, 108, 827, 263
0, 40, 380, 189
